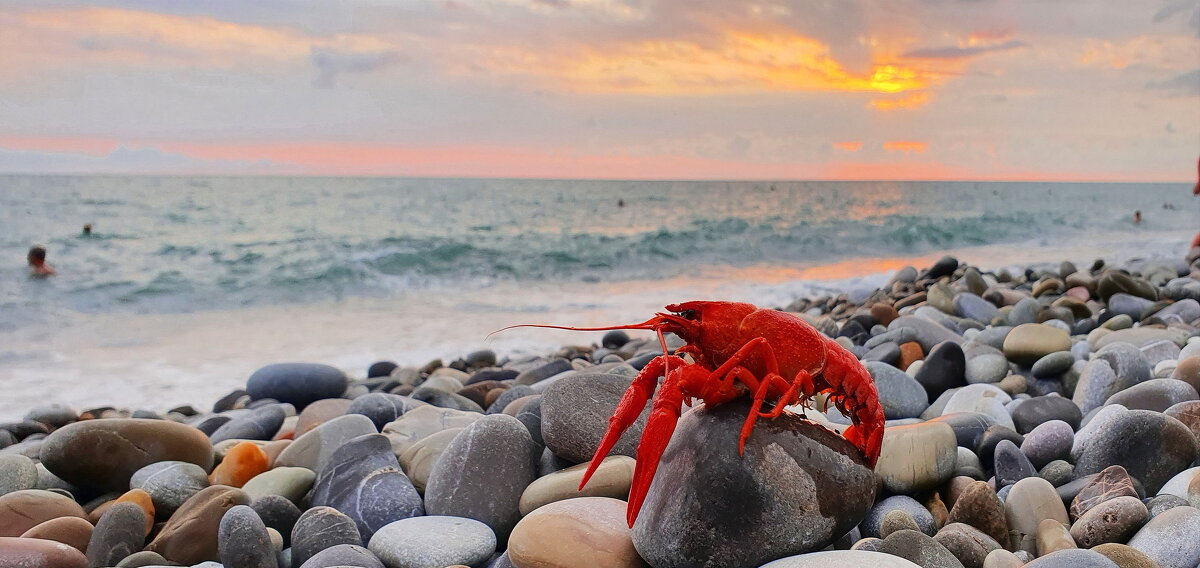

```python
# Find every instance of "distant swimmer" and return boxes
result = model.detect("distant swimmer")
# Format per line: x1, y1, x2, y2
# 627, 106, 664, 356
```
618, 198, 625, 208
1134, 210, 1142, 224
27, 246, 55, 277
82, 224, 92, 236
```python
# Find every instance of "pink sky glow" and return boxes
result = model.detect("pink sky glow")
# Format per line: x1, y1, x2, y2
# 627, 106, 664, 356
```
0, 1, 1197, 181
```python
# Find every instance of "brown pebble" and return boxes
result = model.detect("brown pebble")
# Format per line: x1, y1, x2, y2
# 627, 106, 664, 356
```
20, 516, 95, 552
871, 303, 899, 326
456, 380, 507, 407
924, 492, 949, 530
1092, 543, 1159, 568
1070, 465, 1138, 520
1171, 356, 1200, 393
0, 536, 88, 568
0, 489, 89, 537
943, 476, 976, 510
484, 387, 507, 409
898, 342, 924, 371
146, 485, 251, 564
502, 395, 538, 417
1036, 518, 1075, 556
947, 481, 1009, 549
508, 497, 647, 568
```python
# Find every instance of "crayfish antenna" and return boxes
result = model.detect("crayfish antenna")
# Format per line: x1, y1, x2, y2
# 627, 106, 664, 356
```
486, 317, 663, 340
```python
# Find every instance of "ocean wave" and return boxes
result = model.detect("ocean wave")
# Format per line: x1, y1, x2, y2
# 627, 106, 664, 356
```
1, 176, 1192, 319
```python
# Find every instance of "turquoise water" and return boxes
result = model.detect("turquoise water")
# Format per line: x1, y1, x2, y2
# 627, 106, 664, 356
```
3, 175, 1196, 323
0, 175, 1195, 417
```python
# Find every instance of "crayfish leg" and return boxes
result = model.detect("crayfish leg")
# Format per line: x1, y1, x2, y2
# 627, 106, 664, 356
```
578, 354, 687, 491
625, 369, 686, 527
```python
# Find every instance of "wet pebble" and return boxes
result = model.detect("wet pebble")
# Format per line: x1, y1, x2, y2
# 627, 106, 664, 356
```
246, 362, 348, 409
218, 505, 276, 568
291, 506, 363, 567
367, 516, 496, 568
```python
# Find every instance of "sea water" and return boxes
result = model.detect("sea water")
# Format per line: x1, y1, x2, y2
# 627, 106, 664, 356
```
0, 175, 1195, 418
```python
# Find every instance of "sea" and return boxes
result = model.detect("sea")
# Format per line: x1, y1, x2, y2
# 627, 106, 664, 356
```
1, 175, 1196, 419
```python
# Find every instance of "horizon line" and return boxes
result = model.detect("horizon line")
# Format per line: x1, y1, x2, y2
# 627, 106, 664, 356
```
0, 170, 1193, 184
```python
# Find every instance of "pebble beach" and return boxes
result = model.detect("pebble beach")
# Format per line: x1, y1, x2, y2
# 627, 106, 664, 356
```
2, 251, 1200, 568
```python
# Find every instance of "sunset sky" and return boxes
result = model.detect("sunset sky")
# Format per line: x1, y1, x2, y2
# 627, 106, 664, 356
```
0, 0, 1197, 180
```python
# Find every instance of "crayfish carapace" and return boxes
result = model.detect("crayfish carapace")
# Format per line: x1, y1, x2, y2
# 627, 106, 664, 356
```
497, 300, 885, 526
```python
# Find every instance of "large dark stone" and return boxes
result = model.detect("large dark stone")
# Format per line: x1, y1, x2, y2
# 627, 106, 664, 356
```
541, 373, 651, 463
41, 419, 214, 492
425, 414, 541, 544
915, 342, 967, 401
1073, 409, 1198, 494
630, 401, 876, 568
310, 434, 423, 541
246, 363, 348, 409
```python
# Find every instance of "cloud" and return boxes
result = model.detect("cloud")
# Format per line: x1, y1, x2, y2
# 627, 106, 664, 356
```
902, 39, 1029, 60
311, 47, 402, 87
461, 33, 943, 95
883, 141, 929, 153
1153, 0, 1200, 36
833, 142, 863, 151
1146, 68, 1200, 96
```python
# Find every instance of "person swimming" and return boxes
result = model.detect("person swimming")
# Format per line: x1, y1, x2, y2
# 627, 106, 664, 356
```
82, 224, 92, 236
27, 246, 56, 277
1134, 210, 1142, 224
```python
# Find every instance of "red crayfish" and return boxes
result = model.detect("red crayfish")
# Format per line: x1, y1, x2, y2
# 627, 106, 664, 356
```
503, 300, 885, 526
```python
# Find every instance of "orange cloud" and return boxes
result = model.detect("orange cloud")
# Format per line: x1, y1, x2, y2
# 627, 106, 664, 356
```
869, 92, 930, 111
472, 33, 939, 95
833, 141, 864, 151
883, 141, 929, 153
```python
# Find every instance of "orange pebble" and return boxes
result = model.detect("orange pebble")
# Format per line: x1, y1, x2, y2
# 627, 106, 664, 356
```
115, 489, 156, 535
897, 341, 924, 371
209, 441, 270, 488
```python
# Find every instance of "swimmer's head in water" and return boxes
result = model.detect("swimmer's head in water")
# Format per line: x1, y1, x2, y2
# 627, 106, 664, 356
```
27, 246, 47, 266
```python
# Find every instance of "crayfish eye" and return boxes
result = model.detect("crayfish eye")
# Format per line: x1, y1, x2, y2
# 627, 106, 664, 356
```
677, 309, 697, 320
